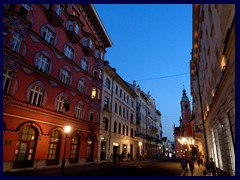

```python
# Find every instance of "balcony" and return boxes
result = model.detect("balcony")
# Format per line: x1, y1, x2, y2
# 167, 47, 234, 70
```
66, 29, 80, 43
45, 5, 64, 26
150, 126, 158, 133
82, 37, 94, 56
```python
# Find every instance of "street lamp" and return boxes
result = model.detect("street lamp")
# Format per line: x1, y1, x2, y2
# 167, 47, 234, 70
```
138, 142, 142, 157
61, 126, 71, 175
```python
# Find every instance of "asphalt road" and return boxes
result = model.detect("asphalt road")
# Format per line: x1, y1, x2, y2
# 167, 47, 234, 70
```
72, 159, 183, 176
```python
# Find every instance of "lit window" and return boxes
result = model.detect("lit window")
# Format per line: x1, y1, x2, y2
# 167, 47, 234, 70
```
60, 69, 71, 85
65, 45, 74, 60
10, 31, 22, 53
92, 88, 97, 99
3, 68, 13, 94
29, 85, 44, 106
37, 54, 50, 73
42, 26, 55, 45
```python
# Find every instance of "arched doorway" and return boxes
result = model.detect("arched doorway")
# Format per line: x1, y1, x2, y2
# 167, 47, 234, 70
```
70, 134, 80, 163
46, 129, 61, 165
13, 126, 38, 169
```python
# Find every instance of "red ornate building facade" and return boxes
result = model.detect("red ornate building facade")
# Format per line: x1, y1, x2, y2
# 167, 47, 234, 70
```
3, 4, 112, 172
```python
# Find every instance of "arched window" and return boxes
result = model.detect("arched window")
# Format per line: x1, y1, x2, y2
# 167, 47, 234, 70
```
70, 134, 79, 163
86, 136, 94, 162
13, 126, 38, 169
118, 123, 121, 134
46, 130, 61, 165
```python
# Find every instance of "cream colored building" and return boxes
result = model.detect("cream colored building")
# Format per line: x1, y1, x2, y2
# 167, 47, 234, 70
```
98, 62, 138, 162
133, 82, 163, 158
191, 4, 235, 175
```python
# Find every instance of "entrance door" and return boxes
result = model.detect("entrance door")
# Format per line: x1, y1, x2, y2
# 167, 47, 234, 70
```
100, 141, 106, 160
13, 126, 38, 169
122, 144, 127, 158
130, 144, 133, 160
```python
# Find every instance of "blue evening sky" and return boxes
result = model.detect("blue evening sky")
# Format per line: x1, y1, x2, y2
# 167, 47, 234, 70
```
94, 4, 192, 142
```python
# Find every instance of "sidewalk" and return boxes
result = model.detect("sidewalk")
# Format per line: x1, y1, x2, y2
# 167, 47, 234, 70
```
3, 159, 141, 176
183, 164, 210, 176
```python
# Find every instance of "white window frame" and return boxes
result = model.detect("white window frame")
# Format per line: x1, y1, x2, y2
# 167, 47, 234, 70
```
75, 103, 84, 119
29, 85, 44, 106
43, 26, 55, 45
78, 80, 86, 93
61, 69, 71, 85
3, 68, 13, 94
56, 95, 66, 113
65, 45, 74, 60
10, 31, 22, 53
37, 54, 50, 73
81, 58, 88, 71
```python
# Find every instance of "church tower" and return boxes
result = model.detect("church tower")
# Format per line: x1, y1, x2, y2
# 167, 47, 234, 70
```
180, 88, 192, 137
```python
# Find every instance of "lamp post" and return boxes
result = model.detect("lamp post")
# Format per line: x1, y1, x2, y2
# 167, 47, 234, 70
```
61, 126, 71, 175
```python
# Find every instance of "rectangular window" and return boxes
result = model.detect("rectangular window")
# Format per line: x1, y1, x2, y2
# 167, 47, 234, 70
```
126, 126, 128, 136
29, 85, 44, 106
83, 37, 93, 48
90, 112, 94, 121
119, 105, 121, 115
19, 4, 31, 18
131, 128, 133, 137
116, 85, 118, 95
104, 97, 109, 108
3, 68, 13, 94
81, 59, 88, 71
56, 96, 66, 112
37, 54, 50, 73
61, 69, 70, 85
91, 88, 96, 99
115, 103, 117, 113
65, 45, 74, 60
10, 31, 22, 53
43, 27, 55, 45
55, 4, 64, 16
118, 123, 121, 134
78, 80, 86, 93
76, 103, 84, 119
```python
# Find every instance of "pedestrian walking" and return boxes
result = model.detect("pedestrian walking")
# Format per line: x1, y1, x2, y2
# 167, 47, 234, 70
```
209, 157, 217, 176
180, 156, 187, 176
205, 157, 211, 175
189, 159, 195, 176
